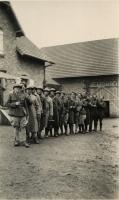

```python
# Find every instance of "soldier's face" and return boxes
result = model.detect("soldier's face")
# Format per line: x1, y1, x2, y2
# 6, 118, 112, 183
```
32, 89, 36, 94
50, 91, 55, 96
14, 87, 21, 93
26, 89, 32, 95
37, 89, 42, 95
71, 93, 75, 98
44, 91, 49, 96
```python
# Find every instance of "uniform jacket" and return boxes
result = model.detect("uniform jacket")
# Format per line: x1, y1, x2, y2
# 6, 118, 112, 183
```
26, 94, 39, 133
45, 96, 53, 116
7, 91, 28, 117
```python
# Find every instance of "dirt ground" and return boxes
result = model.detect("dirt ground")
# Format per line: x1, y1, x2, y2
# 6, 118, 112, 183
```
0, 118, 119, 200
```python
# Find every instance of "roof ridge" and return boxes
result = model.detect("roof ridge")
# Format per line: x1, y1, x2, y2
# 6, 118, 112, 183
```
41, 37, 119, 49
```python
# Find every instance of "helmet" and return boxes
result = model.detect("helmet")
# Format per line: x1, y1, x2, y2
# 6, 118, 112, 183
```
56, 90, 61, 94
44, 87, 50, 92
13, 84, 23, 89
50, 88, 56, 92
37, 85, 43, 90
26, 85, 34, 89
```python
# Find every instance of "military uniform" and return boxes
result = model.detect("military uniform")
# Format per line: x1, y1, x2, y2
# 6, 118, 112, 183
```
44, 88, 53, 137
68, 96, 76, 134
97, 98, 105, 131
26, 86, 40, 143
52, 95, 60, 136
7, 84, 29, 147
89, 97, 98, 132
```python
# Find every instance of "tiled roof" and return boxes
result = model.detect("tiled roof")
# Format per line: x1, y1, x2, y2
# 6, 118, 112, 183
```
41, 38, 119, 78
16, 36, 54, 63
46, 73, 60, 86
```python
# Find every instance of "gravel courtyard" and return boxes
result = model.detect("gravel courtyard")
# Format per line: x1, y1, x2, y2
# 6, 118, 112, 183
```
0, 118, 119, 200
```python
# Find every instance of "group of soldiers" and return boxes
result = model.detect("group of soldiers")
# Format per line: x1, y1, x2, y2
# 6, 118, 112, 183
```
7, 83, 106, 148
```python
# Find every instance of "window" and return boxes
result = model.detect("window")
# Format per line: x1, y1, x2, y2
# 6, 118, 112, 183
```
0, 28, 3, 55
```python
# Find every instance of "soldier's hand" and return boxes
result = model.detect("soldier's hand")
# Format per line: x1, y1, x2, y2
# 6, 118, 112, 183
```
16, 102, 20, 106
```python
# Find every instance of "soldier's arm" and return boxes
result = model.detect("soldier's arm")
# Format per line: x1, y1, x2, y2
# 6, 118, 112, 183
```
35, 97, 40, 115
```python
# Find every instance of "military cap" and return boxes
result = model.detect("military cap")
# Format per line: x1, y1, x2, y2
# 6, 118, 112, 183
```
26, 85, 34, 89
50, 88, 56, 92
37, 85, 43, 90
44, 87, 50, 92
13, 83, 23, 89
56, 90, 61, 94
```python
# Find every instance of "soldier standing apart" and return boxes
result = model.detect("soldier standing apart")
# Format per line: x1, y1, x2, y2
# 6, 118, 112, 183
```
89, 95, 98, 132
25, 86, 40, 144
97, 96, 105, 131
44, 88, 53, 137
7, 84, 29, 147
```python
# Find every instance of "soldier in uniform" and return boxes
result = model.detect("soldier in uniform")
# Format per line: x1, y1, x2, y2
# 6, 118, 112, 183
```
77, 94, 86, 133
89, 95, 98, 132
37, 86, 46, 138
83, 95, 91, 133
49, 88, 56, 137
62, 93, 70, 135
59, 92, 66, 135
75, 93, 82, 133
52, 90, 61, 137
25, 86, 40, 144
32, 86, 42, 139
68, 92, 76, 134
7, 84, 29, 147
44, 88, 53, 137
97, 96, 106, 131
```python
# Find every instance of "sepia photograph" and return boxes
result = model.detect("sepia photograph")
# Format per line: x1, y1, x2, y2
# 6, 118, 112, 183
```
0, 0, 119, 199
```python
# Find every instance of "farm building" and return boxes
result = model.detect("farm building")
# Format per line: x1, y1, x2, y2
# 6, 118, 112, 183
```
42, 38, 119, 117
0, 1, 55, 107
0, 1, 57, 124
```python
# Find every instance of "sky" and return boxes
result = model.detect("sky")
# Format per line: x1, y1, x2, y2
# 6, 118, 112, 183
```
11, 0, 119, 49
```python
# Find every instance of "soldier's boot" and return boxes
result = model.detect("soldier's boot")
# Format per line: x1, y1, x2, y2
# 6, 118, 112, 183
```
45, 128, 49, 138
33, 132, 39, 144
84, 121, 88, 132
50, 129, 53, 137
24, 141, 30, 148
100, 120, 102, 131
54, 127, 58, 137
69, 125, 74, 134
64, 125, 68, 135
78, 125, 82, 133
75, 123, 78, 134
94, 120, 97, 132
14, 127, 20, 146
82, 125, 85, 134
26, 128, 30, 144
60, 126, 64, 135
89, 121, 92, 132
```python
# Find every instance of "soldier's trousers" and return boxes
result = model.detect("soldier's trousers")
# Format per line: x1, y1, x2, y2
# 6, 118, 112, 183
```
89, 114, 98, 132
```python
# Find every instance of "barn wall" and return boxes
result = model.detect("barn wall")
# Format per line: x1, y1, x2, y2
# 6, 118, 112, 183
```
55, 75, 119, 117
